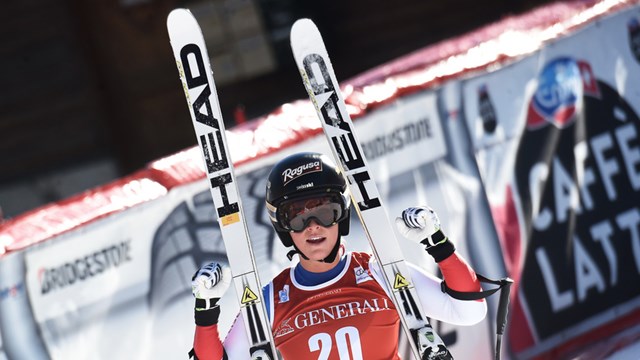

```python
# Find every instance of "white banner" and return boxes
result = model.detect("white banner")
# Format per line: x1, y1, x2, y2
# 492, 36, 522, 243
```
357, 92, 447, 179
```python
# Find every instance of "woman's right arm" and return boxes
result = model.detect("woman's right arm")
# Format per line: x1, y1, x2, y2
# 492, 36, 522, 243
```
190, 263, 273, 360
191, 263, 256, 359
191, 263, 231, 360
193, 310, 225, 359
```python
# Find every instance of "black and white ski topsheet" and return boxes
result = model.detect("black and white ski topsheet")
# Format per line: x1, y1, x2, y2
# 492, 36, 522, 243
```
167, 9, 278, 359
291, 19, 453, 360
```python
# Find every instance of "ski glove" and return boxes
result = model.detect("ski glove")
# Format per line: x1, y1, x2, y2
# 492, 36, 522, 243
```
191, 262, 231, 326
395, 206, 455, 262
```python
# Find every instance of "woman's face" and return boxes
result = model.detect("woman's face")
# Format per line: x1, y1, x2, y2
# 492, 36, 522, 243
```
280, 194, 344, 270
290, 220, 340, 262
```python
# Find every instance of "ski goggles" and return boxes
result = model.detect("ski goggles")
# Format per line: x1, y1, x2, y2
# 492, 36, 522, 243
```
277, 194, 346, 232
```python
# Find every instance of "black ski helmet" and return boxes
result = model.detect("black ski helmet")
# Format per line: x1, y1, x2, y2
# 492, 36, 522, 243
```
266, 152, 351, 258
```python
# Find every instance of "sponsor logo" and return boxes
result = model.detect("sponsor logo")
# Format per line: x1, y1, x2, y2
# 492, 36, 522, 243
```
0, 282, 24, 302
307, 289, 342, 302
180, 43, 238, 220
527, 58, 588, 130
291, 297, 391, 330
354, 266, 373, 284
282, 161, 321, 185
514, 57, 640, 341
303, 53, 381, 210
273, 296, 393, 338
430, 350, 448, 358
360, 117, 436, 161
296, 182, 314, 191
279, 284, 290, 303
274, 317, 295, 338
38, 240, 133, 295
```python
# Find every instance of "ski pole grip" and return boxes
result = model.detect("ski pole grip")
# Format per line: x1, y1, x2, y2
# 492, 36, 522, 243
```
496, 278, 514, 335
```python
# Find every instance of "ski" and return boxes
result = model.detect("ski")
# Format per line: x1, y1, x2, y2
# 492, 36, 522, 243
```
167, 9, 278, 359
290, 19, 452, 360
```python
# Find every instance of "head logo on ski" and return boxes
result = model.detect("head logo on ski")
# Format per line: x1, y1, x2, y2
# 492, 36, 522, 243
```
291, 18, 454, 360
167, 8, 277, 359
302, 53, 381, 211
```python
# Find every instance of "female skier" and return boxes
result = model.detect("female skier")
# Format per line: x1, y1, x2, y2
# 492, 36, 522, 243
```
190, 152, 487, 359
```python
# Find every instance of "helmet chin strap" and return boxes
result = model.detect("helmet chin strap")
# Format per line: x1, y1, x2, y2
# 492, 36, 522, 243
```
321, 237, 342, 263
286, 236, 342, 263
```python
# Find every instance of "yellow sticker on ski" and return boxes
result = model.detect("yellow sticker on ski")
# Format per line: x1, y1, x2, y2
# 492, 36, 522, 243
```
394, 273, 410, 289
241, 286, 259, 304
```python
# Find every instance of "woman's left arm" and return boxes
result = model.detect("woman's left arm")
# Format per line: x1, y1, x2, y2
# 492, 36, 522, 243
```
396, 206, 487, 326
408, 255, 487, 326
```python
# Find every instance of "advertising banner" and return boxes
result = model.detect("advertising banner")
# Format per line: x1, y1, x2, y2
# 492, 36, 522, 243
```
462, 6, 640, 359
0, 87, 500, 359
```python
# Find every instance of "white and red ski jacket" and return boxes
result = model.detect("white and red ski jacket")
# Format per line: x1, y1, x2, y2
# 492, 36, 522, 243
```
193, 251, 486, 359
